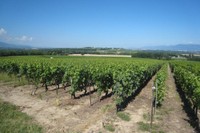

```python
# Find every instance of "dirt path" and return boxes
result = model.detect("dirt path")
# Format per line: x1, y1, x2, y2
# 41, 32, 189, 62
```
0, 84, 111, 133
157, 65, 196, 133
0, 84, 76, 132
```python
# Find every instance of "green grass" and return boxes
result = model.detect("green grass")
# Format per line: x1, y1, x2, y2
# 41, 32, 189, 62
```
0, 72, 28, 87
137, 121, 165, 133
0, 72, 14, 82
104, 123, 115, 132
0, 99, 43, 133
137, 121, 150, 131
143, 113, 151, 121
102, 104, 114, 113
116, 112, 131, 121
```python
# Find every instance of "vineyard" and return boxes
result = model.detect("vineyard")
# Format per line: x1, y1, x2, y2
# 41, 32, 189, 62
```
0, 56, 199, 132
170, 61, 200, 116
0, 56, 163, 108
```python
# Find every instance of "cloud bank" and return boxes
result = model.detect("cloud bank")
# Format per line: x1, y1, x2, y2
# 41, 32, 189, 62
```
0, 27, 33, 42
16, 35, 33, 42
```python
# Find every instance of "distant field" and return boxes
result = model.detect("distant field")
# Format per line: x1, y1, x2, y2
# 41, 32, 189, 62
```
69, 54, 132, 57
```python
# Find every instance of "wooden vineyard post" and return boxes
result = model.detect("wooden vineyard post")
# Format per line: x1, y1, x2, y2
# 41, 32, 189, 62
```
196, 106, 198, 117
56, 87, 58, 95
150, 84, 156, 131
89, 85, 92, 106
98, 90, 101, 102
154, 80, 158, 115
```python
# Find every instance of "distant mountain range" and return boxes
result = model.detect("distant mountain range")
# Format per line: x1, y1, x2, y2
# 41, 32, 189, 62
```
1, 41, 200, 51
0, 41, 32, 49
141, 44, 200, 51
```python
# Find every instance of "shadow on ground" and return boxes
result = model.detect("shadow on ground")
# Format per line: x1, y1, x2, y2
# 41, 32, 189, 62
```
176, 83, 200, 133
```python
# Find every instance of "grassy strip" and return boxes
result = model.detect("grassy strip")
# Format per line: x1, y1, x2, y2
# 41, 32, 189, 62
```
117, 112, 130, 121
0, 99, 43, 133
0, 72, 14, 82
0, 72, 28, 86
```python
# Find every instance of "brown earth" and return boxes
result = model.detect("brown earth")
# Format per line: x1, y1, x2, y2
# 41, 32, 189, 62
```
0, 84, 112, 133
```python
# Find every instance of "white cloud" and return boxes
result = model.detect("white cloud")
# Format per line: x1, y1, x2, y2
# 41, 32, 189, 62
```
0, 27, 33, 42
0, 28, 7, 35
16, 35, 33, 42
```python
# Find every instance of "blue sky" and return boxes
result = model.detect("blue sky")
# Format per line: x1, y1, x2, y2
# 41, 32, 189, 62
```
0, 0, 200, 48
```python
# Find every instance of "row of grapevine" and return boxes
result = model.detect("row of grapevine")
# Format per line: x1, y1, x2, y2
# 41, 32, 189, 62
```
113, 64, 161, 109
171, 60, 200, 76
0, 56, 163, 109
154, 63, 168, 106
170, 62, 200, 115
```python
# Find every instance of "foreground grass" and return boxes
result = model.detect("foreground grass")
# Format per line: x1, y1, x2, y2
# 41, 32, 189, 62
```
0, 72, 14, 82
0, 99, 43, 133
0, 72, 28, 86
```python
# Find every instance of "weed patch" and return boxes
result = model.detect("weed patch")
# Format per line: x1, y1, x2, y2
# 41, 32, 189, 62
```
117, 112, 130, 121
0, 99, 43, 133
104, 123, 115, 132
137, 121, 165, 133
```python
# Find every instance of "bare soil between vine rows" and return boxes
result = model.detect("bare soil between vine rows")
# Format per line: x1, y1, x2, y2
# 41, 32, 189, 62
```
0, 67, 199, 133
156, 66, 197, 133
